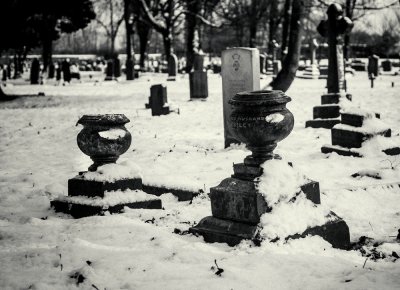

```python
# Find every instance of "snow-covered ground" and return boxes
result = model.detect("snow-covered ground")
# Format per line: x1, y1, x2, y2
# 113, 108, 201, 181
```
0, 72, 399, 289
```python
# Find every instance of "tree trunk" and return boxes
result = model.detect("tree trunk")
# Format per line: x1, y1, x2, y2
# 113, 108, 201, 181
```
268, 1, 279, 55
343, 0, 355, 60
124, 0, 134, 80
137, 21, 151, 69
249, 21, 257, 48
163, 34, 172, 62
281, 0, 292, 59
269, 0, 305, 92
42, 37, 53, 72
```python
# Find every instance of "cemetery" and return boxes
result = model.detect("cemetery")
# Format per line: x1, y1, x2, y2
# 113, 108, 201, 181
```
0, 1, 400, 289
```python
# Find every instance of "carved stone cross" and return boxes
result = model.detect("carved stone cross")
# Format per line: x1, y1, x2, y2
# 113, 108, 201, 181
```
317, 3, 353, 94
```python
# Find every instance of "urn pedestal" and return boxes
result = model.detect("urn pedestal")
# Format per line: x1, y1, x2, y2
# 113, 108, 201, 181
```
190, 91, 350, 249
51, 114, 162, 218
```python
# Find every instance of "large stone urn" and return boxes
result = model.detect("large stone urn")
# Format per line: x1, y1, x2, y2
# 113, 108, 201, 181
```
77, 114, 132, 171
230, 90, 294, 167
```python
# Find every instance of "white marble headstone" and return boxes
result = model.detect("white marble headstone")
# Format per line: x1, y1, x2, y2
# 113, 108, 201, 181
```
221, 47, 260, 148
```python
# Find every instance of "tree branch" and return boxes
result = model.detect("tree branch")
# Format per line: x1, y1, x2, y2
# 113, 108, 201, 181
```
138, 0, 167, 33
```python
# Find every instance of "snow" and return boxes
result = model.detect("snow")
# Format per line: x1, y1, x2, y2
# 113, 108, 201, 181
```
98, 128, 127, 140
265, 113, 284, 123
56, 190, 157, 207
334, 118, 390, 134
0, 71, 400, 289
83, 161, 142, 182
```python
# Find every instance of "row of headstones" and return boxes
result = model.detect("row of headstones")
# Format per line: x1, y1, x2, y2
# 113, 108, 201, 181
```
28, 59, 78, 84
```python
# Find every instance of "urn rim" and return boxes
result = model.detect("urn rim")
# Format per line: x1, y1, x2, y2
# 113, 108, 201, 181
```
77, 114, 130, 126
229, 90, 291, 106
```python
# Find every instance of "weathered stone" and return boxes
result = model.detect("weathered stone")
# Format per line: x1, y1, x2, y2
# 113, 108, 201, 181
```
105, 60, 114, 81
321, 93, 340, 104
68, 175, 142, 198
313, 105, 340, 119
259, 54, 266, 74
30, 59, 40, 85
51, 198, 162, 219
381, 60, 392, 72
221, 48, 260, 148
321, 145, 362, 157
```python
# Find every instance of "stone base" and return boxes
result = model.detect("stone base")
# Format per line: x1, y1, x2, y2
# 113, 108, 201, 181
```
68, 175, 143, 198
305, 118, 341, 129
167, 76, 176, 81
189, 216, 258, 246
51, 198, 162, 219
151, 106, 170, 116
190, 213, 350, 249
313, 105, 340, 119
321, 145, 362, 157
332, 127, 391, 148
142, 184, 202, 201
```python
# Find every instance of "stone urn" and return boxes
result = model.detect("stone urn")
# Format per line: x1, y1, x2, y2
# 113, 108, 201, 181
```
229, 90, 294, 166
76, 114, 132, 171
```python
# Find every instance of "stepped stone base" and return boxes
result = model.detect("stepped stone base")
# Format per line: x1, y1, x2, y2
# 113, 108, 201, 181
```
321, 145, 362, 157
313, 105, 340, 119
51, 198, 162, 219
332, 127, 391, 148
68, 175, 142, 198
190, 213, 350, 249
306, 118, 341, 129
142, 184, 202, 201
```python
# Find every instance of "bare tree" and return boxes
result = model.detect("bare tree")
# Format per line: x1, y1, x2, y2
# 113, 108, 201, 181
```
95, 0, 125, 56
269, 0, 307, 91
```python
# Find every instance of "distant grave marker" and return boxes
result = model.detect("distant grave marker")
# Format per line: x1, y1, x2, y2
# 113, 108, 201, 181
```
221, 47, 260, 148
167, 53, 178, 81
48, 62, 55, 79
302, 39, 320, 79
2, 66, 7, 81
62, 60, 71, 83
149, 84, 170, 116
30, 58, 40, 85
105, 60, 114, 81
381, 59, 392, 72
189, 53, 208, 99
368, 54, 379, 77
114, 57, 121, 78
259, 54, 266, 74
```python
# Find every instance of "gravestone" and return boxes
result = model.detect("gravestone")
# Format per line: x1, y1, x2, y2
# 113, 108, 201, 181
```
114, 57, 121, 78
221, 47, 260, 148
30, 58, 40, 85
305, 3, 353, 129
368, 54, 379, 77
48, 62, 55, 79
149, 84, 170, 116
259, 54, 266, 74
381, 59, 392, 72
167, 53, 178, 81
62, 60, 71, 83
302, 39, 320, 79
189, 53, 208, 99
6, 62, 11, 79
105, 60, 114, 81
273, 60, 281, 76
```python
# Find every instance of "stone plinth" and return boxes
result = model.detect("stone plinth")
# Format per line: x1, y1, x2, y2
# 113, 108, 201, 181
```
167, 53, 178, 81
301, 64, 320, 79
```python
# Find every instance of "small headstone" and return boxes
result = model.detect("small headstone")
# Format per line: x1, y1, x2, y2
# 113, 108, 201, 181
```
150, 84, 170, 116
221, 47, 260, 148
105, 60, 114, 81
62, 60, 71, 83
381, 59, 392, 72
114, 57, 121, 78
189, 53, 208, 99
368, 55, 379, 78
30, 58, 40, 85
273, 60, 281, 76
301, 39, 320, 79
6, 62, 11, 79
167, 53, 178, 81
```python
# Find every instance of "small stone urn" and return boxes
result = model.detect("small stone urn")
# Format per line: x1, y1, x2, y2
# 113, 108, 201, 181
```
77, 114, 132, 171
229, 90, 294, 167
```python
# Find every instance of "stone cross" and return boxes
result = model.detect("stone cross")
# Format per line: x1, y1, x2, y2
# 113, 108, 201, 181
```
317, 3, 353, 94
